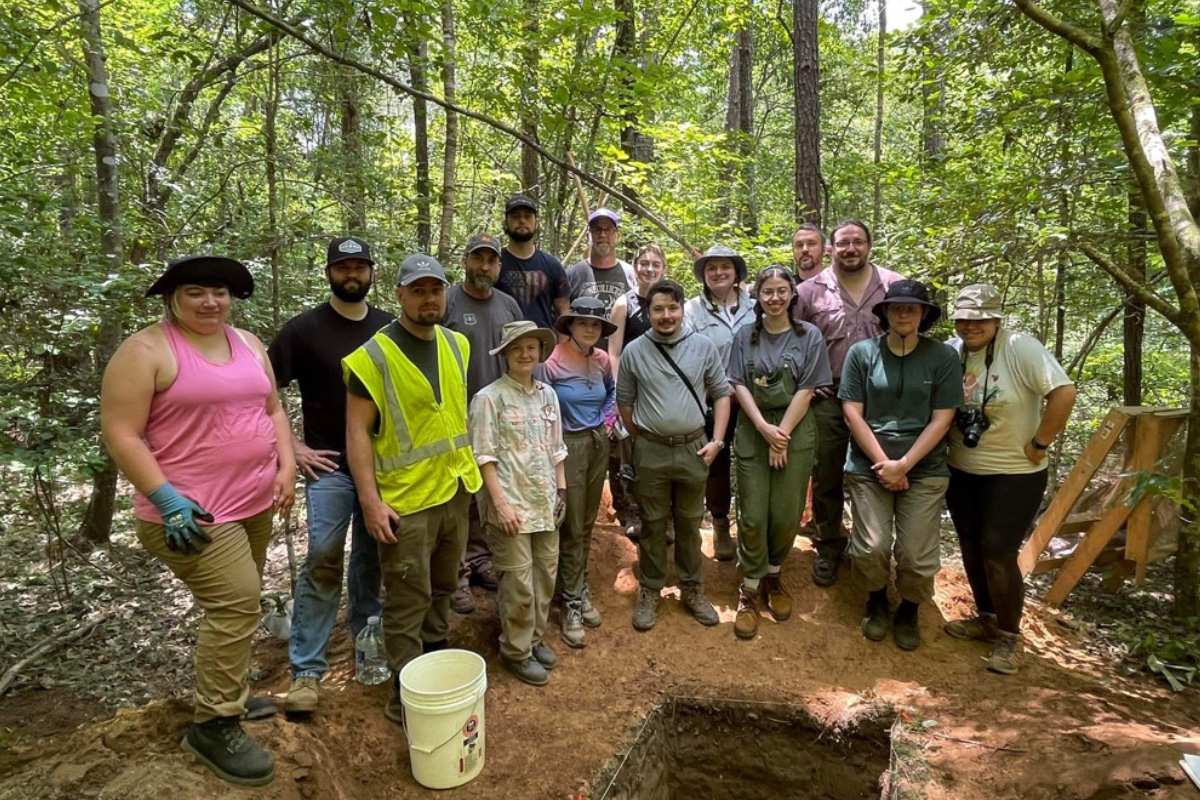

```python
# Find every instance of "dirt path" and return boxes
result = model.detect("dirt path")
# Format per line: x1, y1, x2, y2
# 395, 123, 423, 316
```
2, 521, 1198, 799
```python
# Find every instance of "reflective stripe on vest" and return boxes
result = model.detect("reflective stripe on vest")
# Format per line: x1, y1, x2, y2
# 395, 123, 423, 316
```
364, 330, 471, 472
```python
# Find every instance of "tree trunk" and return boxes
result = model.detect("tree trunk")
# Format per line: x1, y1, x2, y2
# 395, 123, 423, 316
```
1123, 187, 1146, 407
720, 20, 755, 234
615, 0, 640, 219
76, 0, 122, 546
872, 0, 885, 229
1053, 46, 1073, 362
266, 30, 282, 331
436, 0, 458, 264
792, 0, 820, 224
519, 7, 540, 195
410, 36, 432, 252
340, 72, 366, 232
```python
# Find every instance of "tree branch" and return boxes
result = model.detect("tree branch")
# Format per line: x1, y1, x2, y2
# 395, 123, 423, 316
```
1074, 240, 1180, 324
223, 0, 699, 253
148, 30, 283, 210
1011, 0, 1103, 55
0, 0, 117, 93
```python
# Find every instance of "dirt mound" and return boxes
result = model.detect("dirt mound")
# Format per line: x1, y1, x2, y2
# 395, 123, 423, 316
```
2, 522, 1198, 799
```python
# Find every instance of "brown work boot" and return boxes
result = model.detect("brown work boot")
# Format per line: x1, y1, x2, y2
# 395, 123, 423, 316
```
760, 574, 792, 621
987, 631, 1024, 675
712, 516, 735, 561
284, 676, 318, 714
944, 613, 1000, 642
734, 585, 760, 640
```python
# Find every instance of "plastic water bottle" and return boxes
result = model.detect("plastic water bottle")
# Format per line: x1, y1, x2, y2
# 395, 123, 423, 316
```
355, 616, 391, 685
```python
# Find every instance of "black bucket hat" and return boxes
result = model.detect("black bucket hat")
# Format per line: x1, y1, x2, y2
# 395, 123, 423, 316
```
693, 245, 748, 285
871, 279, 942, 332
554, 296, 618, 337
145, 255, 254, 299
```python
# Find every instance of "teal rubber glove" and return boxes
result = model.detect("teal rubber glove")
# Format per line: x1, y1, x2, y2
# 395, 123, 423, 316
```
147, 483, 214, 554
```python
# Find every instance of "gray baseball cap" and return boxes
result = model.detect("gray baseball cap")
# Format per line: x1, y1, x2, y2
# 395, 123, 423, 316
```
396, 253, 448, 287
464, 233, 502, 256
588, 207, 620, 228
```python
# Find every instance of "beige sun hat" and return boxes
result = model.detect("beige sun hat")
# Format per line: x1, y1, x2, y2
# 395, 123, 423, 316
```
489, 320, 557, 361
952, 284, 1004, 321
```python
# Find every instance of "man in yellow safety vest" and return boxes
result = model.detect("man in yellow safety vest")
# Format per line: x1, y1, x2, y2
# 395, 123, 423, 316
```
344, 253, 482, 722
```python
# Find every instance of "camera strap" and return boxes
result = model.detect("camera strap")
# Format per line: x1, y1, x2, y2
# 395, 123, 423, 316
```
960, 338, 996, 413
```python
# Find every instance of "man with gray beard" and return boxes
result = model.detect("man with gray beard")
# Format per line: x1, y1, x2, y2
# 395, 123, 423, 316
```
443, 233, 523, 613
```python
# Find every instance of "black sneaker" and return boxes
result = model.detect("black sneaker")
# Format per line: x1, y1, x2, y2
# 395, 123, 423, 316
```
861, 589, 890, 642
181, 717, 275, 786
893, 601, 921, 651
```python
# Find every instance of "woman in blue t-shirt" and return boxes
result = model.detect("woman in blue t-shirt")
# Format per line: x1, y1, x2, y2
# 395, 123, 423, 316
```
838, 280, 960, 652
538, 297, 617, 649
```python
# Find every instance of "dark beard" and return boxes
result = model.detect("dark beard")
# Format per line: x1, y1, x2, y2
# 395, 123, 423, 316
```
504, 222, 535, 243
330, 277, 371, 302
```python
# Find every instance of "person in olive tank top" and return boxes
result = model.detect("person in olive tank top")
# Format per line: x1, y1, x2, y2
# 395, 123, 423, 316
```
102, 256, 295, 787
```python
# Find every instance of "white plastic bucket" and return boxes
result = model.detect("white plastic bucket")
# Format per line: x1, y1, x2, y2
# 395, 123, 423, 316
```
398, 649, 487, 789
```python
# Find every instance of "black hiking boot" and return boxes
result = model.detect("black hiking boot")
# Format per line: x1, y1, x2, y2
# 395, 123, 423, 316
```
893, 600, 921, 651
861, 588, 890, 642
181, 716, 275, 787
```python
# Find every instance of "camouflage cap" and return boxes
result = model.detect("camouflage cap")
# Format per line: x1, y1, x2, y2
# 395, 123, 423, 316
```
952, 284, 1004, 321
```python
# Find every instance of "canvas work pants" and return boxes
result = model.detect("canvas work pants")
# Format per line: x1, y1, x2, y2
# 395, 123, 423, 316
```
487, 525, 558, 662
809, 395, 851, 557
560, 427, 610, 601
378, 483, 470, 673
632, 435, 709, 590
457, 496, 495, 589
137, 507, 274, 723
846, 474, 949, 604
735, 414, 817, 580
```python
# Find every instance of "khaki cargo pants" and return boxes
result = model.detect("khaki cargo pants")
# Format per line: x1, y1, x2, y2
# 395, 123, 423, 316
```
136, 507, 274, 723
487, 525, 558, 662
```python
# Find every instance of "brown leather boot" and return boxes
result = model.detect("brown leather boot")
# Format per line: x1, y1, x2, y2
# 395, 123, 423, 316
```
712, 516, 735, 561
760, 574, 792, 621
734, 585, 760, 640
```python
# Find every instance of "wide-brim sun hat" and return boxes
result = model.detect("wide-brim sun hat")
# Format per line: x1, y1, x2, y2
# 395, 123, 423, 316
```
693, 244, 748, 285
489, 320, 557, 361
871, 279, 942, 332
553, 296, 618, 337
145, 255, 254, 299
952, 283, 1004, 321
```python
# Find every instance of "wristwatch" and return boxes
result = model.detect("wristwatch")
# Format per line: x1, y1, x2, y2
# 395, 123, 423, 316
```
1030, 437, 1050, 450
713, 440, 726, 451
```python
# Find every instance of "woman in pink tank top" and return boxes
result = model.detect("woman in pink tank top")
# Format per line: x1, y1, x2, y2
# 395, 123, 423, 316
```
100, 256, 295, 787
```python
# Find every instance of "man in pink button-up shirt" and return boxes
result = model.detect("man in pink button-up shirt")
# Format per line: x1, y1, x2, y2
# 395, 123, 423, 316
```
794, 220, 904, 588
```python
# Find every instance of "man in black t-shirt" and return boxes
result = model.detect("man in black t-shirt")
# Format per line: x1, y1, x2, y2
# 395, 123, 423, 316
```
268, 236, 393, 715
497, 194, 571, 328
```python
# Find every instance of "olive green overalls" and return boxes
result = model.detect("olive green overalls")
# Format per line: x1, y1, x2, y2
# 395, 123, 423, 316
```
734, 344, 817, 580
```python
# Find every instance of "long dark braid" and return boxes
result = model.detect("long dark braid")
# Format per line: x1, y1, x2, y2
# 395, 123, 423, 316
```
751, 265, 807, 344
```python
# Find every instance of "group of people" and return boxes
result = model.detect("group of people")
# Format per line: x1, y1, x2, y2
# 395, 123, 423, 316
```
99, 197, 1077, 788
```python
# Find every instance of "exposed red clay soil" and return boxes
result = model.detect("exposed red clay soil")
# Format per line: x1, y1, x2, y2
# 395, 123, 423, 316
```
2, 511, 1198, 799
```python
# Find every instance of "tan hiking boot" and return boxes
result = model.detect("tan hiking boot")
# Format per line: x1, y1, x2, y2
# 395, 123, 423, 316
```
760, 574, 792, 621
944, 613, 1000, 642
734, 586, 760, 640
987, 631, 1024, 675
284, 676, 319, 714
712, 516, 735, 561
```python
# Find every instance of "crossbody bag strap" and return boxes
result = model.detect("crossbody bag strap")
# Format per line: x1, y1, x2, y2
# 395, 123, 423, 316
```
652, 341, 707, 419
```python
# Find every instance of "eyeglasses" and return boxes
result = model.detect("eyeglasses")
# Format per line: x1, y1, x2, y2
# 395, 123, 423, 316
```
834, 239, 868, 249
758, 288, 792, 299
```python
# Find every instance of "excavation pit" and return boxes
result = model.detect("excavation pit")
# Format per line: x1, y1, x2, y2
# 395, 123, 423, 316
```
593, 697, 894, 800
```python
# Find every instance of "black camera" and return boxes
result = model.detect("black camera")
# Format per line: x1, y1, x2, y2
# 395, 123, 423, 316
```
956, 406, 991, 448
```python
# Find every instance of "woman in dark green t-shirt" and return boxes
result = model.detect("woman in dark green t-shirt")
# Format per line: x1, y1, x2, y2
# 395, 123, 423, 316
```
838, 280, 960, 652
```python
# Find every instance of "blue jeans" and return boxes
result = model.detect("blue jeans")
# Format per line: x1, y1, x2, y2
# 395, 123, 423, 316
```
289, 470, 382, 679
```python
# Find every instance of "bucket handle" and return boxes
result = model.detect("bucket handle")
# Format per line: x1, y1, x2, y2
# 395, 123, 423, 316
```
401, 700, 481, 755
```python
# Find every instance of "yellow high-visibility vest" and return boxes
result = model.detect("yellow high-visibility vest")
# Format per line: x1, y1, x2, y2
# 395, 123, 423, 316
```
343, 323, 482, 515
